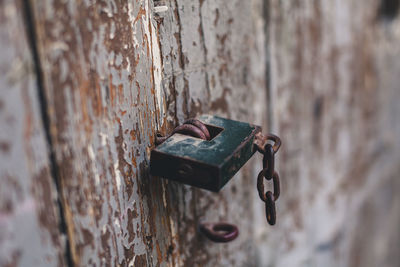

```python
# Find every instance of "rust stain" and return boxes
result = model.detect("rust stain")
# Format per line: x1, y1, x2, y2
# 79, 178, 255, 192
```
129, 130, 137, 141
3, 251, 21, 267
134, 6, 147, 24
21, 80, 34, 143
134, 254, 147, 266
89, 70, 103, 117
156, 242, 163, 263
31, 168, 64, 264
214, 9, 220, 26
118, 84, 124, 103
0, 141, 10, 154
210, 87, 231, 112
144, 30, 150, 57
108, 74, 116, 107
115, 123, 134, 197
100, 227, 111, 262
78, 80, 93, 134
126, 208, 137, 243
64, 203, 79, 265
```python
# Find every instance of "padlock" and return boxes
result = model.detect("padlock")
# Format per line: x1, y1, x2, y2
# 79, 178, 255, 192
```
150, 115, 261, 192
151, 114, 282, 226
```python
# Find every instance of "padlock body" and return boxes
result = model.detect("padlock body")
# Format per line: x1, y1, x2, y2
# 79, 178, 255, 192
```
150, 115, 261, 192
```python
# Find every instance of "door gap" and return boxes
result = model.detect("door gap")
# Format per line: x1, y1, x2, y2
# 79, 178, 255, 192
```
21, 0, 74, 266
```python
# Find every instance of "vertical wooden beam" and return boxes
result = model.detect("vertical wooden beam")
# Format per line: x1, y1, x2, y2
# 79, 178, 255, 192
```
265, 0, 400, 266
29, 0, 267, 265
0, 0, 65, 265
158, 0, 267, 265
29, 0, 175, 265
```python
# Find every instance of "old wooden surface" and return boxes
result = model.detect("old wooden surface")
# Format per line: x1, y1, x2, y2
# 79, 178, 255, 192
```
261, 0, 400, 266
0, 0, 65, 266
29, 0, 266, 266
157, 0, 266, 265
3, 0, 399, 266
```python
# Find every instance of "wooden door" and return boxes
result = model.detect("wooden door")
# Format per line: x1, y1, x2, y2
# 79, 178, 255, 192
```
265, 1, 400, 266
1, 0, 399, 266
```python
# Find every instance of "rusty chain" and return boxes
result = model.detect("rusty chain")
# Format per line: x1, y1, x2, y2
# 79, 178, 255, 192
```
254, 133, 282, 225
157, 119, 282, 227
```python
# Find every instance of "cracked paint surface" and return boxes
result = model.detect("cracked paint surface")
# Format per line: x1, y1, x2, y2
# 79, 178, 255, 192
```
29, 0, 266, 265
263, 1, 400, 266
0, 0, 65, 265
3, 0, 400, 266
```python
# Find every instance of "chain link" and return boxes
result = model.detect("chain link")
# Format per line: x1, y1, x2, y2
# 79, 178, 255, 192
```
254, 133, 282, 225
157, 121, 282, 226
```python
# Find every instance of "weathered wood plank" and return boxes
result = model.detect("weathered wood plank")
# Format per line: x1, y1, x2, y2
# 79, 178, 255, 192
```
7, 0, 400, 265
264, 1, 400, 266
0, 0, 65, 266
30, 0, 267, 265
157, 0, 267, 266
30, 0, 174, 265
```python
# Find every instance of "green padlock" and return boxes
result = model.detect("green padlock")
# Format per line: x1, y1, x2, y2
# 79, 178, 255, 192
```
150, 115, 261, 192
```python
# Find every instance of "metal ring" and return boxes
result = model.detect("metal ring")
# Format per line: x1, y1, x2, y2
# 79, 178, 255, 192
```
257, 170, 280, 202
262, 144, 275, 178
265, 191, 276, 225
257, 169, 268, 202
267, 134, 281, 153
271, 171, 280, 201
172, 124, 207, 140
184, 119, 211, 140
199, 222, 239, 243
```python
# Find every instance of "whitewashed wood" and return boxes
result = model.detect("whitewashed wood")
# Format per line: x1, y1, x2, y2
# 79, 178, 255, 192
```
156, 0, 268, 265
5, 0, 399, 266
261, 1, 400, 266
29, 0, 267, 265
30, 1, 174, 265
0, 0, 65, 266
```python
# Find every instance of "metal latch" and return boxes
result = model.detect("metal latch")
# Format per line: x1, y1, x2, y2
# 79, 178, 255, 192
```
150, 115, 282, 241
150, 115, 260, 192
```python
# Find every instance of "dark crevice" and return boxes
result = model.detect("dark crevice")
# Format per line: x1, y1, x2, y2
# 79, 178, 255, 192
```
148, 2, 160, 130
21, 0, 74, 266
264, 0, 273, 131
378, 0, 399, 21
198, 1, 211, 113
173, 0, 189, 120
171, 0, 183, 125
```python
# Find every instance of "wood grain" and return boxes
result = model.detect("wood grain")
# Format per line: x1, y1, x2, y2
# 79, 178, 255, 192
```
3, 0, 399, 266
30, 0, 172, 265
31, 1, 265, 266
0, 0, 65, 266
29, 0, 267, 265
263, 1, 400, 266
158, 0, 267, 265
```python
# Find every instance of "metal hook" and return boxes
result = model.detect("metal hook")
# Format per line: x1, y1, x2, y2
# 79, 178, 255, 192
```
198, 222, 239, 243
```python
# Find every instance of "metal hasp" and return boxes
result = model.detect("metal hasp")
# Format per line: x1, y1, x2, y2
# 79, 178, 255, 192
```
150, 115, 261, 192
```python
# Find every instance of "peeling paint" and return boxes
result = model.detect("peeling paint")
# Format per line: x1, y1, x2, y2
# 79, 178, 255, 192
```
23, 0, 267, 265
265, 1, 400, 266
0, 0, 65, 265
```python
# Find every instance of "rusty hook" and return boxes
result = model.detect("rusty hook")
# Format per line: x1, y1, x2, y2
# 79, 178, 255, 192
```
199, 222, 239, 243
183, 118, 211, 140
254, 132, 281, 154
155, 118, 211, 145
172, 124, 208, 140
